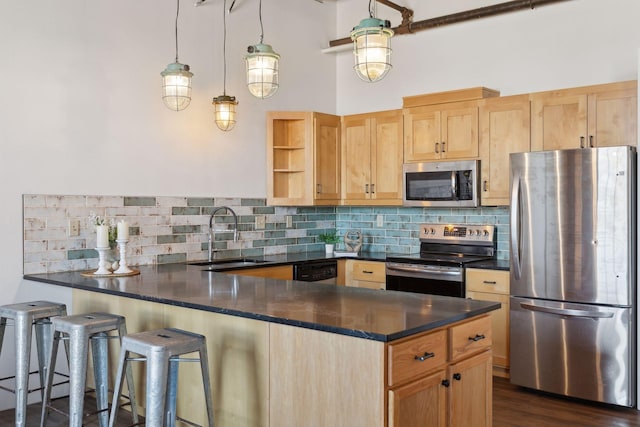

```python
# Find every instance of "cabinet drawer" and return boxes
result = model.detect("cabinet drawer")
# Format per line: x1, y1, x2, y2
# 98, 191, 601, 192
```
388, 330, 447, 386
466, 269, 509, 294
352, 261, 385, 282
450, 315, 492, 362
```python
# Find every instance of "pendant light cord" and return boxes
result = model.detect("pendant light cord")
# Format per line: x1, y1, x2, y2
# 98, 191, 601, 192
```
259, 0, 264, 44
368, 0, 374, 18
174, 0, 180, 62
223, 0, 227, 95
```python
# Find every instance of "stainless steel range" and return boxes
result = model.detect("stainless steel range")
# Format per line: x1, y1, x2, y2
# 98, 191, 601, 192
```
386, 223, 496, 297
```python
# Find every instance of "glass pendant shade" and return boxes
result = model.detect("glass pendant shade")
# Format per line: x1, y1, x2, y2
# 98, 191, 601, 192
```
161, 62, 193, 111
212, 95, 238, 131
245, 43, 280, 99
350, 17, 394, 83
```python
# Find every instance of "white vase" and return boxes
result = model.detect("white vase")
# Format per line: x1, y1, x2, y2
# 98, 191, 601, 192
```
325, 244, 334, 255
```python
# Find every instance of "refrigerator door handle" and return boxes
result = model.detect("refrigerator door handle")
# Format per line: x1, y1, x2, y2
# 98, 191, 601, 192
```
510, 174, 522, 280
519, 302, 615, 319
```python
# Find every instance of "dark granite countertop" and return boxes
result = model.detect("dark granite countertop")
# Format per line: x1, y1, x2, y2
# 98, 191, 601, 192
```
24, 260, 499, 343
466, 259, 510, 271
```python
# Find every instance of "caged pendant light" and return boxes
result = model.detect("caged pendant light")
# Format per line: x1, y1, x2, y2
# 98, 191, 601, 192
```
212, 0, 238, 131
161, 0, 193, 111
350, 0, 394, 83
245, 0, 280, 99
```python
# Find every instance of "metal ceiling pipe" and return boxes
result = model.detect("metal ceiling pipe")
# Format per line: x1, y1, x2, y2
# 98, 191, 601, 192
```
329, 0, 573, 47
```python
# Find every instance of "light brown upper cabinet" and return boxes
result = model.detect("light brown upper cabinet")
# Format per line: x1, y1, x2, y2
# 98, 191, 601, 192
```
342, 110, 403, 205
531, 80, 637, 151
404, 101, 480, 162
478, 95, 531, 206
267, 111, 341, 206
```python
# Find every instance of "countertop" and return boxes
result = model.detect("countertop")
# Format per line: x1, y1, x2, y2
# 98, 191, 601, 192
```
24, 259, 500, 343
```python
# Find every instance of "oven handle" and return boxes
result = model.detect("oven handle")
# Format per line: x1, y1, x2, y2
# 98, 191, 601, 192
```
386, 264, 463, 282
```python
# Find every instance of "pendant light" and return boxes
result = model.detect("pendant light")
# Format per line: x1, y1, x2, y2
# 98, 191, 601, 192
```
212, 0, 238, 131
245, 0, 280, 99
161, 0, 193, 111
350, 0, 394, 83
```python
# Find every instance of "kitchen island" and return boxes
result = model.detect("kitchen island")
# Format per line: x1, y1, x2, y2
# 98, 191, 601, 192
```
25, 262, 500, 427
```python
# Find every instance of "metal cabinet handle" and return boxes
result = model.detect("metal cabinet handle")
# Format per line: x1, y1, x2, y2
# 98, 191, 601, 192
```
316, 184, 321, 194
580, 136, 585, 148
435, 142, 440, 153
365, 184, 369, 194
362, 270, 373, 274
483, 180, 488, 192
441, 379, 450, 387
453, 373, 461, 381
441, 141, 446, 152
468, 334, 486, 342
589, 135, 594, 147
414, 352, 435, 362
371, 183, 375, 194
482, 280, 497, 285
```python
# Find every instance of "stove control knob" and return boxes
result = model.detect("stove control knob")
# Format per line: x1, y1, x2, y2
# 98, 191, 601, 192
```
483, 230, 490, 238
430, 228, 436, 235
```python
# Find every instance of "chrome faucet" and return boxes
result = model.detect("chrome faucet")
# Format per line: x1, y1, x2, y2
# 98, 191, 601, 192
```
208, 206, 239, 262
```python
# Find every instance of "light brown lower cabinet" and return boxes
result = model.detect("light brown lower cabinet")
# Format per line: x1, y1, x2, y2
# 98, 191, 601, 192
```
345, 259, 386, 289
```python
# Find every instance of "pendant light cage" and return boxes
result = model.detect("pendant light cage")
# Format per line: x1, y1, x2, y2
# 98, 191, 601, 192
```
350, 2, 394, 84
245, 0, 280, 99
161, 0, 193, 111
213, 0, 238, 131
213, 94, 238, 131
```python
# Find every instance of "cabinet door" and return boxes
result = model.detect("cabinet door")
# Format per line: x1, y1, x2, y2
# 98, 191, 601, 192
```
441, 106, 479, 159
466, 291, 509, 373
479, 95, 530, 205
389, 370, 447, 427
346, 260, 386, 289
372, 111, 403, 203
403, 106, 441, 162
342, 115, 372, 201
448, 350, 492, 427
314, 113, 342, 203
587, 88, 637, 147
531, 92, 588, 151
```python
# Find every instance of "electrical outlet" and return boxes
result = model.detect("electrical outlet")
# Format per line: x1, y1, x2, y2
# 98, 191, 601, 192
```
255, 215, 266, 230
376, 214, 384, 227
286, 215, 293, 228
69, 219, 80, 237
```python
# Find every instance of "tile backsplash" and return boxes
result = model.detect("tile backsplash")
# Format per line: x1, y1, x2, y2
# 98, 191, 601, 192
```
23, 194, 509, 274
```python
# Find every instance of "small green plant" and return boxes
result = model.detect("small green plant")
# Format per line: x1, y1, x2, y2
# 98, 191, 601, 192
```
318, 232, 341, 244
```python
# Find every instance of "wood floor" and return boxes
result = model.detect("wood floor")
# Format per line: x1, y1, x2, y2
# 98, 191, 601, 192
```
2, 378, 639, 426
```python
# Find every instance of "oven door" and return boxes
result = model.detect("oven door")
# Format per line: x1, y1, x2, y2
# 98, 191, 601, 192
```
385, 262, 464, 297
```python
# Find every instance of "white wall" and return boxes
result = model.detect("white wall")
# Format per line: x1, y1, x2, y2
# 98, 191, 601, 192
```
0, 0, 337, 410
335, 0, 640, 114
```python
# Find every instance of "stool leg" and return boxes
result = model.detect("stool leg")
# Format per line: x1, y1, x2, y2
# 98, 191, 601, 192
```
147, 351, 170, 426
117, 323, 138, 424
14, 312, 33, 427
39, 330, 61, 427
109, 347, 129, 427
68, 330, 90, 427
165, 357, 179, 427
34, 318, 53, 401
199, 345, 215, 427
91, 333, 109, 427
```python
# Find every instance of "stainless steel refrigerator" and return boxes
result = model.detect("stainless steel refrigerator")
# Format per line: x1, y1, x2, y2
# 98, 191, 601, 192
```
509, 146, 636, 407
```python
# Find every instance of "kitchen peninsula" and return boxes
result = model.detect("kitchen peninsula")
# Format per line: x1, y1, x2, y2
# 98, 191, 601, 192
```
25, 262, 499, 427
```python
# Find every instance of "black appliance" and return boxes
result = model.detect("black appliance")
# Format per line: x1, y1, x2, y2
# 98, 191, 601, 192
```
386, 223, 496, 297
293, 259, 338, 284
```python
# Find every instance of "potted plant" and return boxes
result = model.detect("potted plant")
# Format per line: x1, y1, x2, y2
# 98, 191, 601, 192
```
318, 232, 341, 254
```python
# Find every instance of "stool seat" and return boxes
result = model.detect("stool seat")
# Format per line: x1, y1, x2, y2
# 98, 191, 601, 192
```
109, 328, 214, 427
0, 301, 67, 427
41, 312, 137, 427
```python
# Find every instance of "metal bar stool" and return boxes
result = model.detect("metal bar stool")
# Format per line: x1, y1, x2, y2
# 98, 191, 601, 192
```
40, 312, 138, 427
0, 301, 68, 427
109, 328, 214, 427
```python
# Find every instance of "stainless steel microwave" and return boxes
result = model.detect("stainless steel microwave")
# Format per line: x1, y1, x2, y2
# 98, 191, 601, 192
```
403, 160, 480, 207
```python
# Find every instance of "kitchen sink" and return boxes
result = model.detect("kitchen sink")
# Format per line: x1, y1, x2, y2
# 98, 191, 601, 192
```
189, 258, 269, 270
